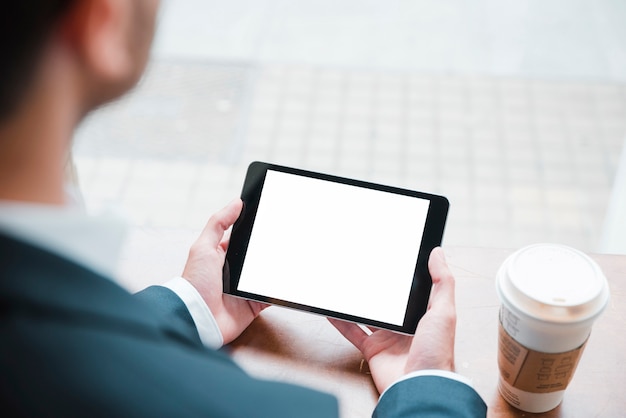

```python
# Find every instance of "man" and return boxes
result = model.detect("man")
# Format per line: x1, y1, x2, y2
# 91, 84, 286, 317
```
0, 1, 487, 416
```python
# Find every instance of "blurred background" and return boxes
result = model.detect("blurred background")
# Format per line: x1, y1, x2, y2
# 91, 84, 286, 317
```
73, 0, 626, 254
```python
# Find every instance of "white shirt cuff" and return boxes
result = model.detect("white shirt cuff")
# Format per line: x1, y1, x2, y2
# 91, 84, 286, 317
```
380, 369, 475, 400
162, 276, 224, 349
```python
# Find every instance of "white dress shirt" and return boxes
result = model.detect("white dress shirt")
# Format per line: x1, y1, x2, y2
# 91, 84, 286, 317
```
0, 201, 475, 392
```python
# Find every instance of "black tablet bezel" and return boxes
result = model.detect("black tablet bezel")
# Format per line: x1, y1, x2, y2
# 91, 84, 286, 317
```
224, 161, 449, 334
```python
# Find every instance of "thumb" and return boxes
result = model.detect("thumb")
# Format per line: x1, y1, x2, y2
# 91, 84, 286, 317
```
427, 247, 456, 310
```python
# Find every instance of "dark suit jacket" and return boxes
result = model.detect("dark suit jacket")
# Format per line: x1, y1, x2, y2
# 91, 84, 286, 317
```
0, 233, 486, 417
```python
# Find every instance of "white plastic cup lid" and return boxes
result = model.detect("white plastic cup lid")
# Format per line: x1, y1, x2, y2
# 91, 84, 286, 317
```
497, 243, 610, 323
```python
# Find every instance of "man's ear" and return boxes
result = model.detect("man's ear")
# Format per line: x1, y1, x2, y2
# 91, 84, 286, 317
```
59, 0, 134, 89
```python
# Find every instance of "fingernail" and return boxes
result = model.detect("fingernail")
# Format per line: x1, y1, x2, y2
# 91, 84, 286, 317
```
434, 247, 446, 261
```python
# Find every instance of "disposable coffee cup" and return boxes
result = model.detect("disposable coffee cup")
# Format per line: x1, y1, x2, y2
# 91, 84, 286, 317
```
495, 243, 609, 413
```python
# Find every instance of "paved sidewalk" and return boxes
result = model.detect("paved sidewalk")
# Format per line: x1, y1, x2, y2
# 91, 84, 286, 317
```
72, 0, 626, 253
73, 60, 626, 252
153, 0, 626, 82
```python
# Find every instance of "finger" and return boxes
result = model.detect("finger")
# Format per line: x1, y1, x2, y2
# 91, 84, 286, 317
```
219, 228, 233, 252
248, 300, 270, 316
199, 199, 243, 248
427, 247, 456, 309
364, 325, 383, 335
328, 318, 369, 351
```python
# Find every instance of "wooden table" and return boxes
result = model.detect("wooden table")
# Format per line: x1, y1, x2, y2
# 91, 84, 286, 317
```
120, 228, 626, 417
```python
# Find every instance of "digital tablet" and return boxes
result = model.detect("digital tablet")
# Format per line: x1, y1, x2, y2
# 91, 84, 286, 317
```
224, 161, 449, 334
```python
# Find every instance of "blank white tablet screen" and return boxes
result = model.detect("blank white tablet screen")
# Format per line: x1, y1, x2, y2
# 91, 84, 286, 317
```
237, 170, 430, 326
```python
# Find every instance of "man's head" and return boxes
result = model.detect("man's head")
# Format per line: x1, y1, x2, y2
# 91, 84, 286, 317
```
0, 0, 160, 205
0, 0, 160, 123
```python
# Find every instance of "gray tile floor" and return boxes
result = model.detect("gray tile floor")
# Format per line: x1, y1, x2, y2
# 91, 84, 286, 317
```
72, 0, 626, 254
73, 60, 626, 252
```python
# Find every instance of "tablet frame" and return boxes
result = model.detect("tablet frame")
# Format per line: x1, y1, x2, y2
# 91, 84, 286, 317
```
224, 161, 449, 334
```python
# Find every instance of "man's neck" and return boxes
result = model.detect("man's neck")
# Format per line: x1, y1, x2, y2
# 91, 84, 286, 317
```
0, 43, 83, 206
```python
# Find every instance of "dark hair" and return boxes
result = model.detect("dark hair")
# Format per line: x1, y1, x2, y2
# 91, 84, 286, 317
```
0, 1, 76, 122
